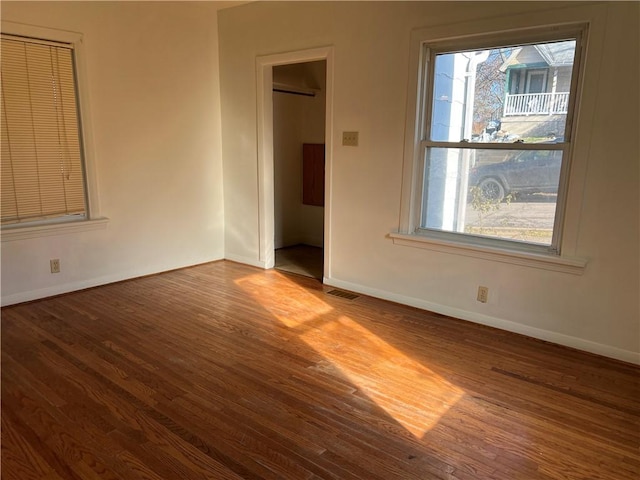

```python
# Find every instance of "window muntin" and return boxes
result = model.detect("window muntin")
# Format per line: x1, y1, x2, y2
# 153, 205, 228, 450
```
1, 34, 87, 226
417, 34, 581, 253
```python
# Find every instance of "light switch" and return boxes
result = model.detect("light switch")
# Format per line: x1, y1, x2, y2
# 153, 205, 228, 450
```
342, 131, 359, 146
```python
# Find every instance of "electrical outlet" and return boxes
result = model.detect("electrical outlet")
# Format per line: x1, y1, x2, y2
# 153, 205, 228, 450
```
477, 286, 489, 303
50, 258, 60, 274
342, 131, 359, 146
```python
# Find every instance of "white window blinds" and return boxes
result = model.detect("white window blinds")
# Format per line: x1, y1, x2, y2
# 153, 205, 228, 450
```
1, 35, 86, 225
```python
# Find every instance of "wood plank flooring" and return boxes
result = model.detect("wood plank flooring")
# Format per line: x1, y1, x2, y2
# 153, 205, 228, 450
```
2, 260, 638, 479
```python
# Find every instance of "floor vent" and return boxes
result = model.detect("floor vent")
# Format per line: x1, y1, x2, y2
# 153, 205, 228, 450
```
326, 289, 359, 300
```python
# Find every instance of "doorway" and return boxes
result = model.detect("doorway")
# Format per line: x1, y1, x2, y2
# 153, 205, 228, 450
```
272, 61, 326, 280
256, 47, 334, 281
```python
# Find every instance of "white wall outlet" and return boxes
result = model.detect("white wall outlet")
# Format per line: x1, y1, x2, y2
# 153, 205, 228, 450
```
477, 286, 489, 303
342, 131, 359, 146
50, 258, 61, 274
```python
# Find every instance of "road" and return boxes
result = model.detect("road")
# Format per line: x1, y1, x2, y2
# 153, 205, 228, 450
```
463, 196, 557, 244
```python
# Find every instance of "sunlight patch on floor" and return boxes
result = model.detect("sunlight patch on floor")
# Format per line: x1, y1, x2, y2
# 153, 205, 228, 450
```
301, 315, 465, 437
236, 271, 465, 438
235, 272, 332, 328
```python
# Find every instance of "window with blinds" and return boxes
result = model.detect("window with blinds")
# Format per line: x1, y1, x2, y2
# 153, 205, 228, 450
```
1, 34, 86, 226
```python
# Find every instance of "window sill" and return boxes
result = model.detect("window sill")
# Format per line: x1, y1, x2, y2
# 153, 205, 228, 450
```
1, 217, 109, 242
389, 231, 587, 275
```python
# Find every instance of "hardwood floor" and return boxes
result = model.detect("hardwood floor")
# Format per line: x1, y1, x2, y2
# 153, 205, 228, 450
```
2, 260, 638, 479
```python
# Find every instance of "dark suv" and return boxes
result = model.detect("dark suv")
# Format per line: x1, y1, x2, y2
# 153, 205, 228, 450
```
469, 149, 562, 201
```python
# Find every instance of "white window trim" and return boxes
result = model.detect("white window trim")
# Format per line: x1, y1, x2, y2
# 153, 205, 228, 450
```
395, 4, 608, 274
1, 217, 109, 242
389, 231, 587, 275
1, 21, 107, 241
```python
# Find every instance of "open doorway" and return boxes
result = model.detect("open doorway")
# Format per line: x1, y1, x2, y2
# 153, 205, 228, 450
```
255, 46, 333, 280
272, 61, 326, 280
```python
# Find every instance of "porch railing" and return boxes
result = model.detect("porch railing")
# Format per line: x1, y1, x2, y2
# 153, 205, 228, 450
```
503, 92, 570, 116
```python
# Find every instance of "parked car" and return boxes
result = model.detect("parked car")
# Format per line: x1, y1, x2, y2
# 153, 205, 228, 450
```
469, 149, 562, 201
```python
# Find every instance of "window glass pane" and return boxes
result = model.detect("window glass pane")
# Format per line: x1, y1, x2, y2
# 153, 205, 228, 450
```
430, 40, 576, 143
421, 147, 562, 246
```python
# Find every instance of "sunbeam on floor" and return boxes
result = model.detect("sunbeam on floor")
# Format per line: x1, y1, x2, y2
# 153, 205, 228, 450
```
236, 271, 465, 438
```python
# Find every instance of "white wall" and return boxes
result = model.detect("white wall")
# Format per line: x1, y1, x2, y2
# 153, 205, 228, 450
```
218, 1, 639, 363
1, 1, 226, 305
273, 61, 326, 249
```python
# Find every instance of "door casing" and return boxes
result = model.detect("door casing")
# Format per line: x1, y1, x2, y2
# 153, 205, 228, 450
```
256, 47, 334, 279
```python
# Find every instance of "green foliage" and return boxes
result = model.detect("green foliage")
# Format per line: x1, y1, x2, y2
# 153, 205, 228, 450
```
468, 186, 515, 236
469, 186, 513, 215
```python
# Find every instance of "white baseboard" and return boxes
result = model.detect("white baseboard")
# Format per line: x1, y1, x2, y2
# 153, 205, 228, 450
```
300, 236, 324, 248
224, 253, 267, 269
2, 272, 138, 306
2, 255, 262, 307
5, 261, 636, 365
324, 277, 640, 365
1, 257, 225, 307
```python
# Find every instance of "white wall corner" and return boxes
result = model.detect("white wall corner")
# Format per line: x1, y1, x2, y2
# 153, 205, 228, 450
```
224, 253, 268, 269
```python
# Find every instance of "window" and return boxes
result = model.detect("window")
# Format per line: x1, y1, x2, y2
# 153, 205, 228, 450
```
400, 26, 585, 257
1, 33, 87, 227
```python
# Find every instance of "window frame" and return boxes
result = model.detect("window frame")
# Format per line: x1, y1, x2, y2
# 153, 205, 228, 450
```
1, 21, 106, 242
393, 13, 596, 273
